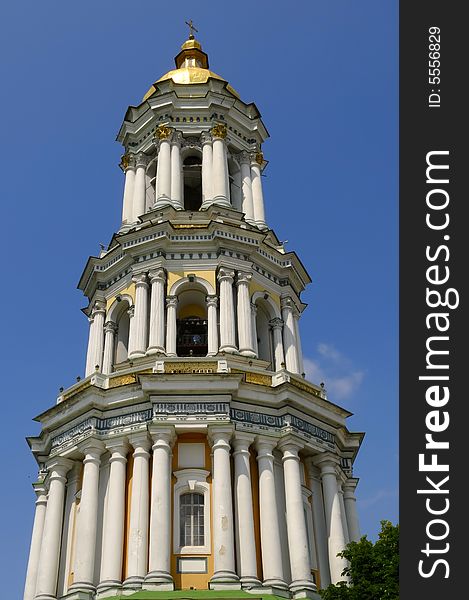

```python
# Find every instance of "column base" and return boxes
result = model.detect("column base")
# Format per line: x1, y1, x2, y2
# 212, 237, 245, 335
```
219, 345, 238, 354
146, 346, 166, 356
96, 580, 122, 598
61, 589, 94, 600
290, 579, 319, 597
239, 349, 257, 358
67, 581, 96, 594
261, 583, 291, 598
128, 350, 146, 359
201, 197, 231, 210
122, 576, 144, 593
240, 575, 263, 589
291, 589, 321, 600
143, 570, 174, 591
209, 570, 241, 590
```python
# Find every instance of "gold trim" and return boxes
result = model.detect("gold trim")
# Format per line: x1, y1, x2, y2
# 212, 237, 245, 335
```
108, 374, 138, 388
289, 378, 323, 398
232, 369, 272, 387
154, 124, 172, 140
172, 223, 208, 229
211, 123, 227, 139
164, 361, 217, 374
62, 381, 92, 401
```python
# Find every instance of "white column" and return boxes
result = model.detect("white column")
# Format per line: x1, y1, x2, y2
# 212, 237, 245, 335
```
69, 441, 105, 593
270, 318, 285, 371
147, 269, 166, 355
304, 458, 331, 588
255, 437, 288, 590
294, 310, 305, 376
35, 458, 73, 600
237, 272, 256, 357
209, 426, 239, 587
343, 479, 361, 543
133, 153, 147, 222
58, 464, 81, 598
281, 297, 300, 374
218, 268, 237, 353
278, 440, 316, 595
208, 124, 230, 208
233, 432, 260, 588
338, 480, 350, 545
124, 433, 151, 590
302, 486, 319, 571
128, 273, 149, 359
201, 132, 213, 205
250, 303, 258, 357
85, 300, 106, 377
240, 152, 255, 224
251, 152, 267, 229
97, 439, 129, 594
165, 296, 178, 357
315, 455, 349, 585
206, 295, 219, 356
154, 126, 172, 209
102, 321, 118, 375
144, 426, 175, 590
170, 132, 184, 210
120, 154, 136, 225
23, 478, 48, 600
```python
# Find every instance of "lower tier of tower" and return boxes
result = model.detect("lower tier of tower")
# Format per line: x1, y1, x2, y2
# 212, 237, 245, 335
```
24, 359, 362, 600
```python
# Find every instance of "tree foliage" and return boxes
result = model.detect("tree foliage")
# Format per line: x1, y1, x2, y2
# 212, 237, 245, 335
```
319, 520, 399, 600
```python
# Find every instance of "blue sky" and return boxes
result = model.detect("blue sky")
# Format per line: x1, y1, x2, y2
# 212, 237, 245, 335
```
0, 1, 398, 595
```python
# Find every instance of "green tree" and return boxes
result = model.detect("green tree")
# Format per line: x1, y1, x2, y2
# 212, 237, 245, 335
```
319, 520, 399, 600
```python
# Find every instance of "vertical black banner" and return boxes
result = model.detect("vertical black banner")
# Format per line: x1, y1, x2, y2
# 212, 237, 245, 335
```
400, 3, 465, 598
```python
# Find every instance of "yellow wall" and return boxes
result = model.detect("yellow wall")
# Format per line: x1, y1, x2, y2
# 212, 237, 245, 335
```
178, 304, 206, 319
167, 271, 216, 295
249, 281, 281, 309
106, 283, 136, 311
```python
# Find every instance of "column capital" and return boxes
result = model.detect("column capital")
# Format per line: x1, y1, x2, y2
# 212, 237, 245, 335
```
166, 295, 178, 309
129, 431, 152, 453
239, 150, 251, 165
232, 431, 256, 454
255, 435, 278, 457
171, 130, 183, 146
269, 317, 284, 330
119, 152, 136, 172
105, 437, 130, 458
91, 299, 106, 317
211, 122, 227, 140
206, 294, 218, 308
32, 480, 48, 504
278, 436, 304, 461
135, 152, 149, 168
79, 438, 106, 464
343, 477, 359, 498
217, 267, 235, 283
104, 320, 118, 334
250, 302, 258, 315
236, 271, 252, 286
127, 305, 135, 319
148, 424, 176, 449
154, 123, 173, 141
313, 452, 341, 475
280, 296, 296, 312
149, 268, 166, 284
208, 424, 234, 447
45, 457, 74, 480
200, 130, 213, 145
132, 272, 149, 287
250, 151, 265, 166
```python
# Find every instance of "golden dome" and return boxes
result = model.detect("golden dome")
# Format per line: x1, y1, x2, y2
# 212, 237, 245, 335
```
143, 36, 239, 101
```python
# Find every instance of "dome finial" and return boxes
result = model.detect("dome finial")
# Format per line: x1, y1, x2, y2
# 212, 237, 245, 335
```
185, 18, 198, 40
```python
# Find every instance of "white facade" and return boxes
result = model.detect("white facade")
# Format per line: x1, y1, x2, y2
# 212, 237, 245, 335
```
24, 34, 363, 600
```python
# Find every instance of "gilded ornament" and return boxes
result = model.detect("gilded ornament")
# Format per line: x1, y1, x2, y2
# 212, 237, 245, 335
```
154, 124, 173, 140
255, 151, 264, 165
120, 153, 130, 170
164, 361, 217, 374
211, 123, 227, 139
108, 373, 138, 388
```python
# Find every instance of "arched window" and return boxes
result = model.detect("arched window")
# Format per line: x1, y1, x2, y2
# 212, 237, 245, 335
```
180, 492, 204, 548
183, 154, 202, 211
114, 303, 131, 364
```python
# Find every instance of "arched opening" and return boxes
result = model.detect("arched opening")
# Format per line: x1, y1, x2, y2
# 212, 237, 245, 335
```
183, 154, 202, 211
255, 302, 274, 365
114, 302, 131, 364
176, 288, 208, 356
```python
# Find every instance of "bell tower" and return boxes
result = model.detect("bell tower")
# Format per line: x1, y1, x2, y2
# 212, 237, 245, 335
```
24, 32, 364, 600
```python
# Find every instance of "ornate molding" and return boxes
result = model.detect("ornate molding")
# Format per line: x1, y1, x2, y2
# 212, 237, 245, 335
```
236, 271, 252, 286
217, 267, 235, 283
154, 123, 173, 140
211, 123, 227, 139
164, 361, 217, 374
119, 153, 135, 171
269, 317, 284, 330
153, 401, 230, 417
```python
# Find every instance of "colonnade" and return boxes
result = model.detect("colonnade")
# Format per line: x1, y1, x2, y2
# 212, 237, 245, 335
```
85, 269, 304, 377
119, 125, 266, 228
24, 429, 360, 600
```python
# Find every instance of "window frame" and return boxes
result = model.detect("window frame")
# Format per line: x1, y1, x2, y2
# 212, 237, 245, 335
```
173, 468, 211, 554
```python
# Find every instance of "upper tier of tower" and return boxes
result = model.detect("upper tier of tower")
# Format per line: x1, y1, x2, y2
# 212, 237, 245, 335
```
116, 35, 269, 231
